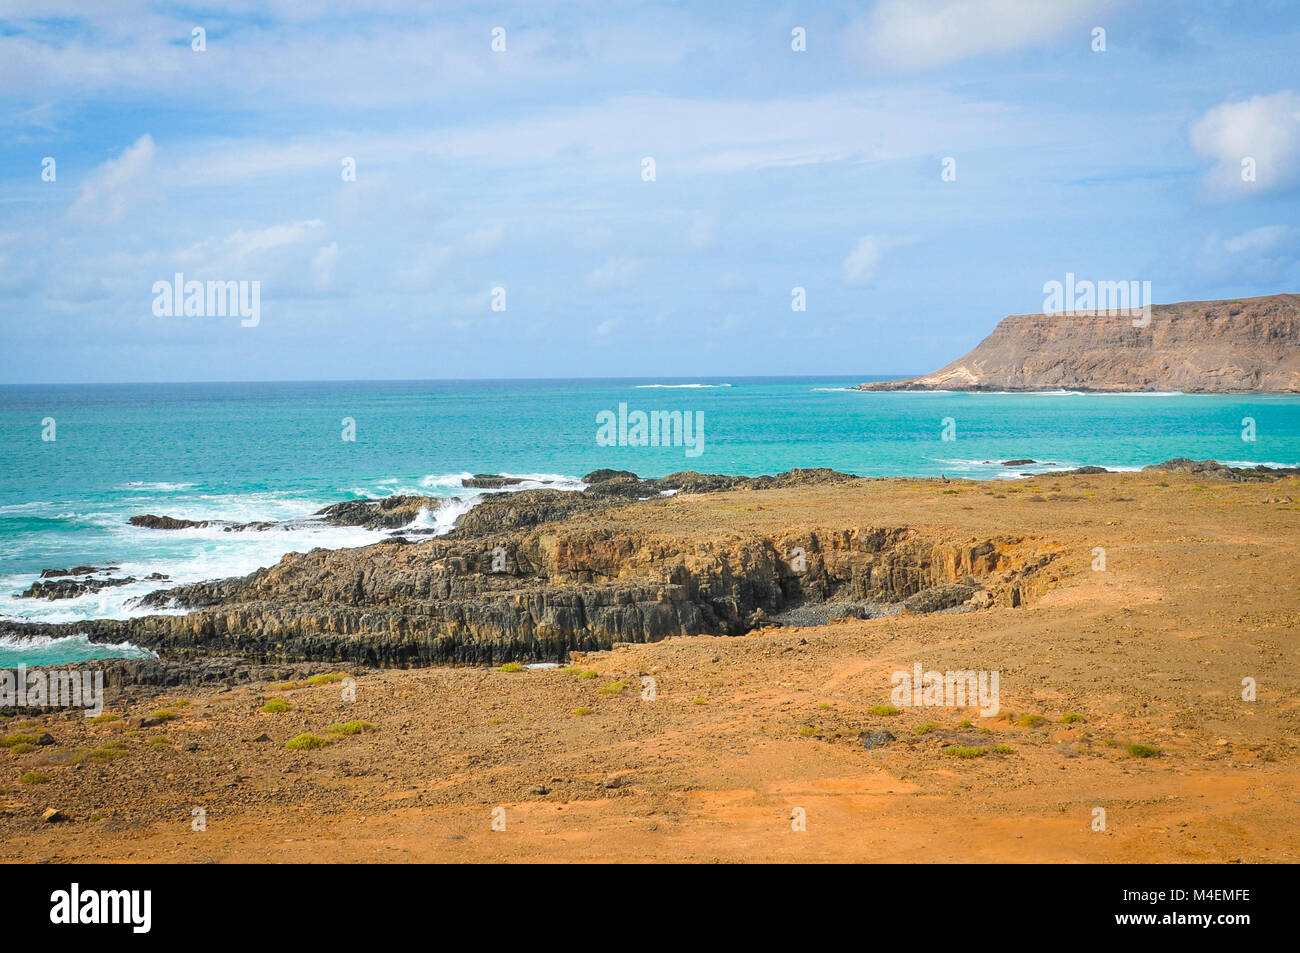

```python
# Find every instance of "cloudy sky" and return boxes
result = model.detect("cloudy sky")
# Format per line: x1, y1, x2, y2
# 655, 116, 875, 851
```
2, 0, 1298, 383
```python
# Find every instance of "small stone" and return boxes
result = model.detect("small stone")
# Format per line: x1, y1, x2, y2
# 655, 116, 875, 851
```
529, 784, 550, 796
41, 808, 67, 823
35, 733, 56, 746
860, 730, 896, 750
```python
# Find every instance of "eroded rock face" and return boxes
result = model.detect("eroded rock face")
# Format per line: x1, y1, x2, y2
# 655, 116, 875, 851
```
13, 469, 1061, 668
859, 293, 1300, 393
18, 525, 1056, 667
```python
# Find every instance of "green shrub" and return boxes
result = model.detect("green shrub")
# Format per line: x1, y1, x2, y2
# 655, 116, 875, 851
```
0, 733, 39, 748
1060, 713, 1084, 724
306, 672, 347, 685
18, 771, 49, 784
1017, 714, 1046, 728
327, 720, 378, 736
494, 662, 524, 673
945, 746, 988, 759
869, 705, 900, 716
915, 722, 939, 735
285, 733, 331, 750
1126, 744, 1160, 758
260, 699, 291, 714
597, 679, 629, 696
573, 707, 593, 716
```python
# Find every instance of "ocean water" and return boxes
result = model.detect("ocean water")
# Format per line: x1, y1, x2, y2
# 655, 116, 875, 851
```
2, 377, 1298, 665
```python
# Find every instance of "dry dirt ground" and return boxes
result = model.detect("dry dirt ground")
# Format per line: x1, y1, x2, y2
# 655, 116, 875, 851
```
2, 471, 1298, 863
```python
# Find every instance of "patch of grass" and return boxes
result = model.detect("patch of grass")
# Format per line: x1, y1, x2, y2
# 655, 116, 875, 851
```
1126, 743, 1160, 758
89, 712, 121, 724
1017, 714, 1047, 728
869, 705, 900, 716
494, 662, 524, 673
327, 720, 378, 736
692, 696, 707, 705
18, 771, 50, 784
977, 726, 994, 735
957, 719, 972, 729
87, 742, 130, 763
0, 733, 39, 749
306, 672, 347, 685
575, 669, 598, 680
572, 707, 593, 717
817, 702, 832, 710
1060, 713, 1084, 724
945, 746, 988, 759
797, 724, 820, 737
285, 733, 331, 750
169, 698, 192, 707
991, 745, 1015, 754
597, 679, 629, 696
148, 736, 171, 749
260, 698, 291, 714
148, 709, 180, 722
488, 717, 502, 725
8, 743, 36, 755
915, 722, 940, 735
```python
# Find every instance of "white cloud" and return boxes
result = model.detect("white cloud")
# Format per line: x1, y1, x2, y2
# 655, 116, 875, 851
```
1198, 226, 1300, 284
175, 220, 325, 272
69, 133, 155, 223
1221, 225, 1296, 255
685, 213, 716, 250
311, 242, 340, 291
843, 236, 911, 285
847, 0, 1105, 72
587, 257, 642, 290
1190, 90, 1300, 196
461, 225, 506, 258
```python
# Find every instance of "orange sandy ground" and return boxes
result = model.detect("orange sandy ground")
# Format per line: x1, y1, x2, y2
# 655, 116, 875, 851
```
2, 472, 1298, 862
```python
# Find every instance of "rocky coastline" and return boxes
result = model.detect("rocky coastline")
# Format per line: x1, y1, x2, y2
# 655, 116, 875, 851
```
3, 460, 1296, 686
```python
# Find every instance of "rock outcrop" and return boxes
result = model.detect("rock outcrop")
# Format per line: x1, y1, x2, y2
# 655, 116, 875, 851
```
3, 469, 1062, 668
859, 293, 1300, 393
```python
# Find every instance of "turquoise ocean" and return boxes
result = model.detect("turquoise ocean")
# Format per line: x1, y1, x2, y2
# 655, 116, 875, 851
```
3, 377, 1298, 665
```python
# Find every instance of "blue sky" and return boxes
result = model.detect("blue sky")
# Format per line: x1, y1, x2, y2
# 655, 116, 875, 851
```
1, 0, 1298, 383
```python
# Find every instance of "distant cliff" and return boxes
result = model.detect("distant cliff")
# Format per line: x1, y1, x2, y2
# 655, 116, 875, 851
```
859, 293, 1300, 393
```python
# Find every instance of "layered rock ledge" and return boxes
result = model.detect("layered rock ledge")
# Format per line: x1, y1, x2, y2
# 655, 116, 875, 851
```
4, 468, 1062, 669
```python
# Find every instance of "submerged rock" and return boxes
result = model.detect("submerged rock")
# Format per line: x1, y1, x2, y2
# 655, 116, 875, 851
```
129, 515, 210, 530
1142, 458, 1300, 482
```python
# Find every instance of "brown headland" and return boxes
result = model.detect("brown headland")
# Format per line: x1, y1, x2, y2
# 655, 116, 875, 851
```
858, 293, 1300, 393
